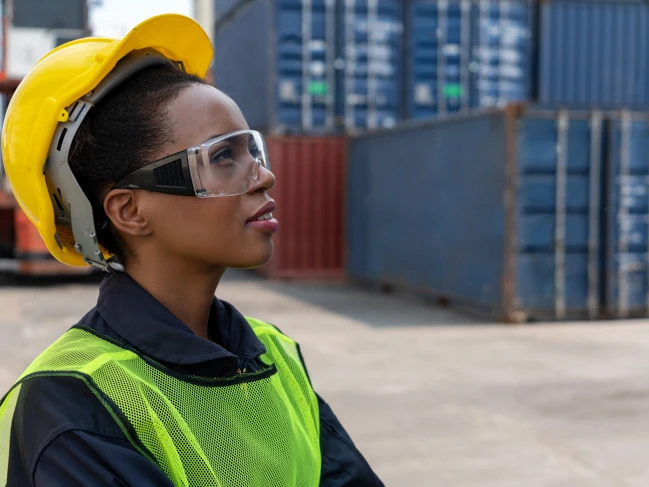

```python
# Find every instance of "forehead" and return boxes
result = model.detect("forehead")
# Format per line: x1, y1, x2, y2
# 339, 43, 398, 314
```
165, 84, 249, 152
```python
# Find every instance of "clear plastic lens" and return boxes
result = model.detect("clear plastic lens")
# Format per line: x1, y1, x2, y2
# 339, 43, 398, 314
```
188, 130, 269, 197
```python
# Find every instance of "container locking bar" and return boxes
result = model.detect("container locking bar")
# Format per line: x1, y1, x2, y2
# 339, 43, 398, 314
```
555, 111, 569, 319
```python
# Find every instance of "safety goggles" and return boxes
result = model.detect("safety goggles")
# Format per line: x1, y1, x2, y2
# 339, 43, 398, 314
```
113, 129, 270, 197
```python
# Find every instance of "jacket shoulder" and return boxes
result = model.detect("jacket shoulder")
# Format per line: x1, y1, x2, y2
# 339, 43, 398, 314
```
6, 375, 126, 481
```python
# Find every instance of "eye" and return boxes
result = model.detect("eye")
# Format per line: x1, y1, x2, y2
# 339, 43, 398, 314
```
249, 144, 261, 159
210, 147, 233, 165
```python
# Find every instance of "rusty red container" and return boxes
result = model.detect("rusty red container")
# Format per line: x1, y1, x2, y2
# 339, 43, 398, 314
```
257, 136, 345, 279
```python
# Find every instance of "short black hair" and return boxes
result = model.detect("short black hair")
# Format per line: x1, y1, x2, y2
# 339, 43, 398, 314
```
68, 62, 207, 261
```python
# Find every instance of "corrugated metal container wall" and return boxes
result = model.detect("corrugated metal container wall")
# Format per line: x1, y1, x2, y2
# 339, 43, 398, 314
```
257, 136, 345, 278
605, 112, 649, 318
347, 108, 604, 321
406, 0, 533, 120
538, 0, 649, 110
339, 0, 404, 130
214, 0, 244, 19
347, 112, 510, 302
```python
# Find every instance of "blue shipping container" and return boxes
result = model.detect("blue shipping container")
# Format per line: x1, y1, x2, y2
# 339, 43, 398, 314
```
347, 108, 605, 321
406, 0, 533, 120
338, 0, 404, 129
606, 112, 649, 317
538, 0, 649, 110
212, 0, 403, 133
214, 0, 244, 19
213, 0, 337, 133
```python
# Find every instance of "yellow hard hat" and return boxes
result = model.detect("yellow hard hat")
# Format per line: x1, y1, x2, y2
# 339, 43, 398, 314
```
2, 14, 213, 270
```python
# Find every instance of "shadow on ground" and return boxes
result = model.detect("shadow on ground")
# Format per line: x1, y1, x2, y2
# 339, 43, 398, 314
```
0, 268, 490, 328
224, 269, 488, 328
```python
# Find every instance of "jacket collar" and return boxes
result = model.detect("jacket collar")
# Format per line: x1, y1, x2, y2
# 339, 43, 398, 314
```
96, 273, 266, 366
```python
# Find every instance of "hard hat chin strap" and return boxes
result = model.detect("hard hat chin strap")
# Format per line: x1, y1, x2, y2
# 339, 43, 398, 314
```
45, 50, 176, 271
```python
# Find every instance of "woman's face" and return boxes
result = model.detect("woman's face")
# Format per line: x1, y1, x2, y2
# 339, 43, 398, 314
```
121, 84, 277, 271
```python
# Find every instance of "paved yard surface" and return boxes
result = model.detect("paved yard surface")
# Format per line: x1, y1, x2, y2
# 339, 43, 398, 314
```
1, 271, 649, 486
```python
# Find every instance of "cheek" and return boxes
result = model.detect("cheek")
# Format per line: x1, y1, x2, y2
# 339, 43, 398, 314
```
157, 198, 241, 245
149, 196, 273, 266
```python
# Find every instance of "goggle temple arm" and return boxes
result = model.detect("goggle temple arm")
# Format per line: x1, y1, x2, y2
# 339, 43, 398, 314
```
112, 151, 196, 196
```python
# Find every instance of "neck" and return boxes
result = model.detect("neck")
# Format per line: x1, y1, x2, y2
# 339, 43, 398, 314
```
124, 258, 225, 340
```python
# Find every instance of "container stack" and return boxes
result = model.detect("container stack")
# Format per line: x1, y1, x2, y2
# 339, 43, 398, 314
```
346, 0, 649, 321
213, 0, 404, 134
210, 0, 649, 320
212, 0, 649, 128
348, 107, 603, 321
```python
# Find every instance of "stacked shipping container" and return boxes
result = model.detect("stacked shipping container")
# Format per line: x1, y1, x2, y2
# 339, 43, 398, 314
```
211, 0, 649, 320
406, 0, 534, 119
405, 0, 649, 118
213, 0, 649, 128
213, 0, 403, 133
338, 0, 403, 129
533, 0, 649, 318
214, 0, 244, 19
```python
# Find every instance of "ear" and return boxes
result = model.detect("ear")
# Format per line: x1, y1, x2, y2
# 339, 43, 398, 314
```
103, 189, 152, 238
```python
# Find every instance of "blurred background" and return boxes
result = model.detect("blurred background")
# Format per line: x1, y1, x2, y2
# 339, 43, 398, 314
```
2, 1, 649, 485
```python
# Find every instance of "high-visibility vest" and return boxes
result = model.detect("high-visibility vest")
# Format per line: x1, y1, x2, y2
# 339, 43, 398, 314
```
0, 318, 321, 486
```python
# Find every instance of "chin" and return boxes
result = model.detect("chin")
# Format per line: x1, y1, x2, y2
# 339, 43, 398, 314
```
229, 242, 275, 270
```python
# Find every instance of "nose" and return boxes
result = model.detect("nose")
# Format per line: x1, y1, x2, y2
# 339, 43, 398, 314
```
249, 163, 275, 193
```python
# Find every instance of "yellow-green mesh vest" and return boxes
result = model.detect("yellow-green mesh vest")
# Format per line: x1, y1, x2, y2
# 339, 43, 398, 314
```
0, 318, 321, 487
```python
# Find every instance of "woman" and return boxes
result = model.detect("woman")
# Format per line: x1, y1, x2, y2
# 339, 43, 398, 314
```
0, 14, 383, 487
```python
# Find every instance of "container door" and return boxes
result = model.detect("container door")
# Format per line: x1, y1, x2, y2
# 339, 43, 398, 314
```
605, 113, 649, 318
470, 0, 533, 109
276, 0, 337, 132
340, 0, 403, 129
406, 0, 472, 119
515, 111, 603, 319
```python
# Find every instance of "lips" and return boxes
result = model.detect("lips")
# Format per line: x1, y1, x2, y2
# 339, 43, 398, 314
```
247, 201, 277, 223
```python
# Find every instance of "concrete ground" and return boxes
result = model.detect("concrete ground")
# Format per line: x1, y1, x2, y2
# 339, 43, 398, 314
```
1, 271, 649, 486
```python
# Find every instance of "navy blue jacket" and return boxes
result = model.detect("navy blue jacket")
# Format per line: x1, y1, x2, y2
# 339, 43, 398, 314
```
5, 272, 383, 486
